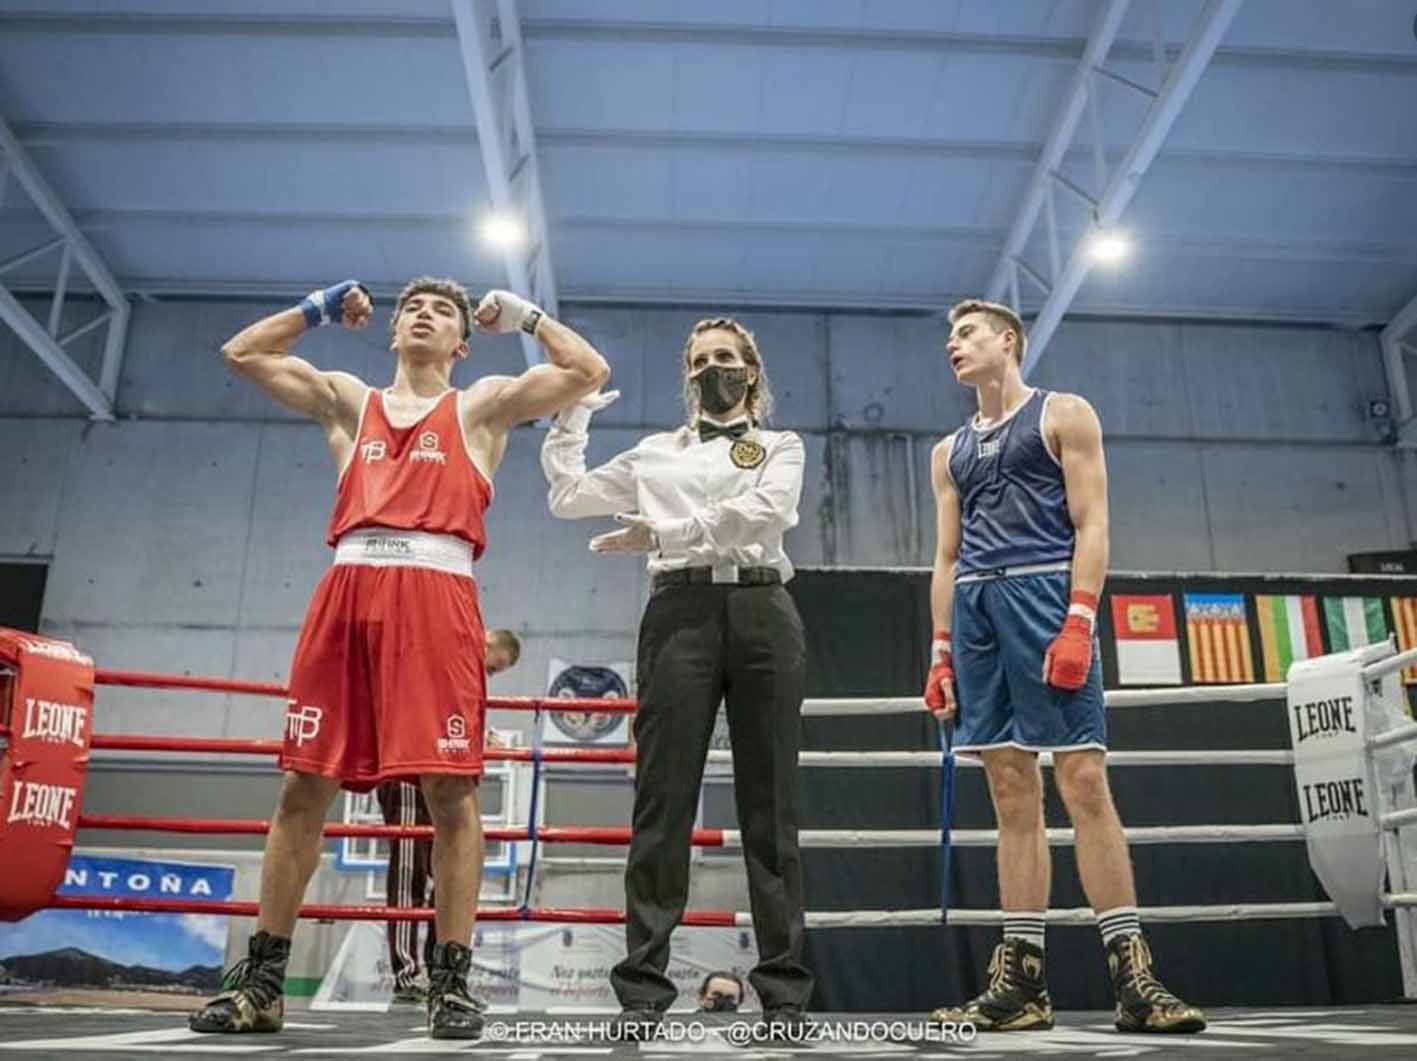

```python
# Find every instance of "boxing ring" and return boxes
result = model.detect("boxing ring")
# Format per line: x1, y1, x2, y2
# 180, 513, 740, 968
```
4, 629, 1417, 1055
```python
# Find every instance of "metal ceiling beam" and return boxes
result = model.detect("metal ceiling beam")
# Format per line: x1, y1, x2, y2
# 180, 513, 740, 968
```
11, 207, 1410, 267
986, 0, 1133, 303
987, 0, 1243, 378
3, 275, 1388, 328
16, 122, 1417, 181
0, 113, 124, 419
1382, 292, 1417, 447
452, 0, 557, 371
4, 13, 1411, 76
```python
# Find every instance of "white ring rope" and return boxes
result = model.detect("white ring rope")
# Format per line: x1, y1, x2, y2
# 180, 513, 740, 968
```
696, 749, 1294, 768
803, 682, 1286, 717
1364, 646, 1417, 682
1382, 808, 1417, 831
1370, 719, 1417, 751
792, 895, 1417, 928
721, 824, 1303, 848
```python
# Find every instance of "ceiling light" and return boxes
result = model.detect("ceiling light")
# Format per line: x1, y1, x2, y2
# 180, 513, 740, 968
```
480, 214, 525, 249
1089, 230, 1130, 264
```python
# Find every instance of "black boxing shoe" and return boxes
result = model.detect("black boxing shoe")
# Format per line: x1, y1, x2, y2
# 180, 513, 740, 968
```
928, 937, 1053, 1031
1107, 933, 1206, 1034
188, 930, 289, 1034
427, 941, 487, 1040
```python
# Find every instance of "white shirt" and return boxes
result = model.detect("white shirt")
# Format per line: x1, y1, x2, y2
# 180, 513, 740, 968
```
540, 415, 805, 580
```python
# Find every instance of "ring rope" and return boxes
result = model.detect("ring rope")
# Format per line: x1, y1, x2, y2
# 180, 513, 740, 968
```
42, 894, 1417, 926
84, 734, 1295, 768
71, 816, 1304, 847
520, 706, 547, 914
90, 666, 1302, 714
1370, 719, 1417, 751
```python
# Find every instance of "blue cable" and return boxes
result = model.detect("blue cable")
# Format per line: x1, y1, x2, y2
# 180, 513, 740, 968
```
939, 717, 956, 925
520, 707, 546, 917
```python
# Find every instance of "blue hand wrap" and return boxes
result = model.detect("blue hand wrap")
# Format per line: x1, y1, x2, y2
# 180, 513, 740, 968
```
299, 280, 368, 328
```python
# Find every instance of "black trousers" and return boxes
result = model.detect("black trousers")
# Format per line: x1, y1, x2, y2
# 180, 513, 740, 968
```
376, 781, 435, 988
610, 582, 813, 1012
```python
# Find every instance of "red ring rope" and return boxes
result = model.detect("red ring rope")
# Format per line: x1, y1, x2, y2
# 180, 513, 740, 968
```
75, 815, 723, 846
93, 667, 636, 714
45, 895, 737, 926
88, 733, 637, 763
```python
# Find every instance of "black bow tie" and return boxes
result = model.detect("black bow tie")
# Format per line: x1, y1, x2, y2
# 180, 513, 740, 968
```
698, 421, 750, 443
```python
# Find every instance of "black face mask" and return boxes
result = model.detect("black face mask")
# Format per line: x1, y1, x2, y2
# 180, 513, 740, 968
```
702, 993, 741, 1012
693, 365, 751, 417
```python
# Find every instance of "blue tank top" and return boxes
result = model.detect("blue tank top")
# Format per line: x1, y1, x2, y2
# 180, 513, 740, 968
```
949, 389, 1074, 577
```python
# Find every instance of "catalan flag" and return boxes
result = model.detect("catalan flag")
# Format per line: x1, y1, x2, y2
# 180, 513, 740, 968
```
1323, 597, 1387, 652
1183, 593, 1255, 684
1389, 597, 1417, 683
1254, 595, 1324, 681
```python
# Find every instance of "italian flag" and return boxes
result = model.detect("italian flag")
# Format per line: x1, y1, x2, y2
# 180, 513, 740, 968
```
1254, 595, 1323, 682
1322, 596, 1388, 652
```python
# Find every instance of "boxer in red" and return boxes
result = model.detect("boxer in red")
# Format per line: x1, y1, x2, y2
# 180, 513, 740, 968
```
189, 279, 608, 1040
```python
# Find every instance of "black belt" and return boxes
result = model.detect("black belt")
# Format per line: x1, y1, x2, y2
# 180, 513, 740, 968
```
653, 566, 781, 590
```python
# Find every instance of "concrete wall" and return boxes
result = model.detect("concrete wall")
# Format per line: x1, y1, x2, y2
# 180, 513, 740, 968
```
1, 297, 1411, 759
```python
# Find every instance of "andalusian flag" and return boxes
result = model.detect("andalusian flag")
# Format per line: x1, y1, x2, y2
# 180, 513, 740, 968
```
1322, 597, 1387, 652
1389, 597, 1417, 683
1183, 593, 1255, 683
1254, 595, 1324, 681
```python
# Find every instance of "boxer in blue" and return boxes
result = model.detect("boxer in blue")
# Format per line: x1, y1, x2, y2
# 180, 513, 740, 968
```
923, 299, 1203, 1034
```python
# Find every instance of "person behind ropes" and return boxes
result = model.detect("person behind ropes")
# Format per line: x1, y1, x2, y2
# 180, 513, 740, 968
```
697, 970, 746, 1013
188, 278, 607, 1040
380, 628, 521, 1004
540, 317, 813, 1038
924, 299, 1204, 1035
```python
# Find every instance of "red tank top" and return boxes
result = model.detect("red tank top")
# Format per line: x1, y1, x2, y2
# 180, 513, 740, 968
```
327, 389, 492, 557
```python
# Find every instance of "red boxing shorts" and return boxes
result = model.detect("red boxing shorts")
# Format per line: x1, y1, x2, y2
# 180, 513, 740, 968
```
281, 529, 486, 791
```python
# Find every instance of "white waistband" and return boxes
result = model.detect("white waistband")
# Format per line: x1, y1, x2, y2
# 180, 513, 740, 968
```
955, 560, 1071, 584
334, 529, 474, 577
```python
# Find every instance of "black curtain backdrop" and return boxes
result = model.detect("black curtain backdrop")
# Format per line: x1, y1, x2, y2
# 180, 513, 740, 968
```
788, 568, 1405, 1013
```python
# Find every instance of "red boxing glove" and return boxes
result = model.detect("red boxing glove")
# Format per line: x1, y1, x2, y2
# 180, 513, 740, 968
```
924, 631, 956, 717
1043, 590, 1098, 691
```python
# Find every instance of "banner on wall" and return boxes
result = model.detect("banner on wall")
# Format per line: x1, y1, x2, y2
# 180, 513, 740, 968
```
1109, 594, 1182, 685
1255, 594, 1324, 681
1388, 597, 1417, 684
1183, 593, 1255, 684
509, 922, 758, 1011
1324, 597, 1388, 653
542, 659, 632, 747
0, 854, 235, 998
315, 920, 759, 1012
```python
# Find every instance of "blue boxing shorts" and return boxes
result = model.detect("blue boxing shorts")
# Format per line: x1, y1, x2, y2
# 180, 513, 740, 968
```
951, 570, 1106, 754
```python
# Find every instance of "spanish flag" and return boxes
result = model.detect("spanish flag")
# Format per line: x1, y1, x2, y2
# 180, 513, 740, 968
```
1183, 593, 1255, 684
1254, 595, 1323, 682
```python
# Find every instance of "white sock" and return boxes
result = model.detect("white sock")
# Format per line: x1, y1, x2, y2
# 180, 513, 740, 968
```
1003, 911, 1046, 951
1098, 905, 1141, 946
